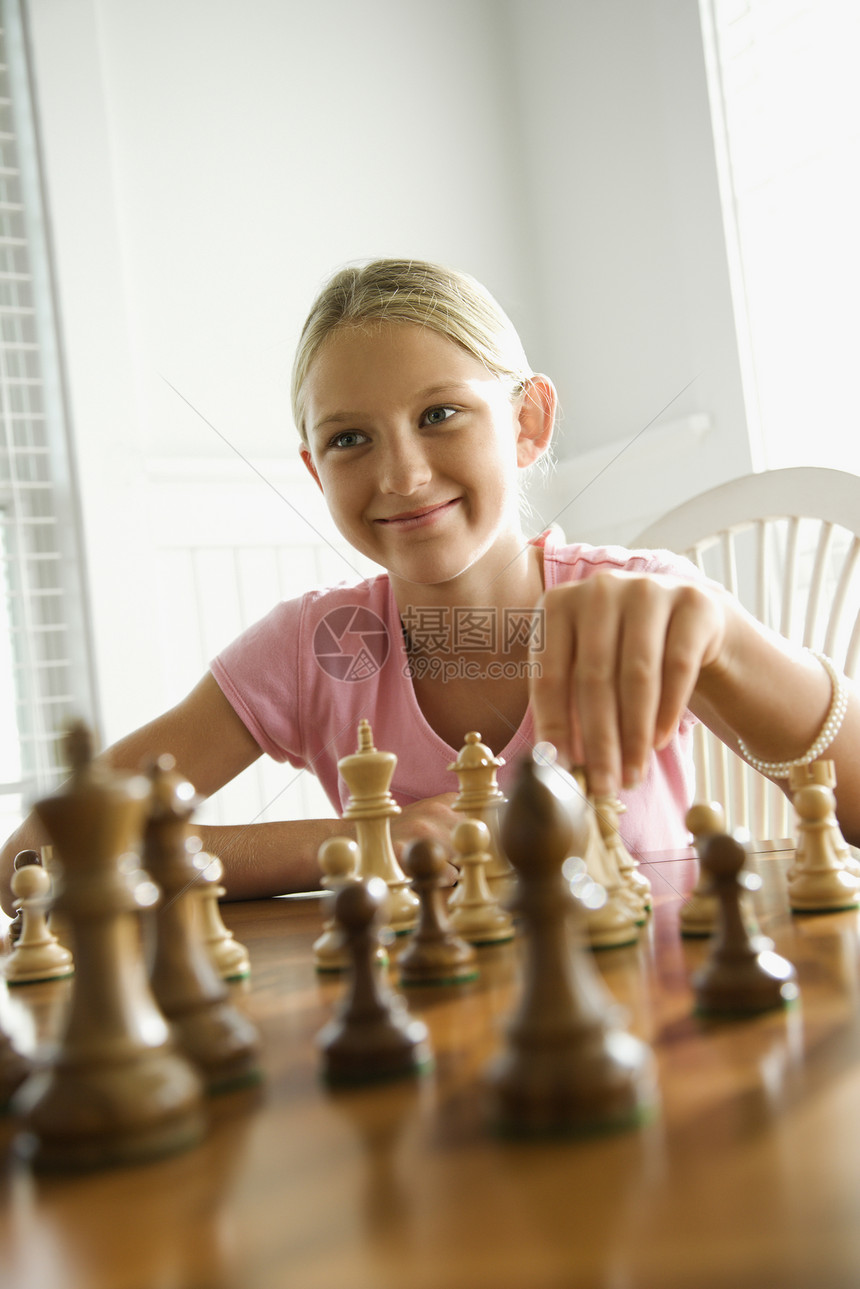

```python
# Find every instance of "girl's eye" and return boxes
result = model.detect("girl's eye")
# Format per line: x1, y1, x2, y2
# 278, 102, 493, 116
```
329, 430, 367, 449
423, 406, 456, 426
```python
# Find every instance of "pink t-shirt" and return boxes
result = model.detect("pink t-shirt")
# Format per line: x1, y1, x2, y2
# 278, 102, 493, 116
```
210, 528, 699, 856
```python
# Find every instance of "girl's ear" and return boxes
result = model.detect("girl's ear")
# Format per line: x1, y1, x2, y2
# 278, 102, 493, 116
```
515, 375, 557, 467
300, 445, 324, 492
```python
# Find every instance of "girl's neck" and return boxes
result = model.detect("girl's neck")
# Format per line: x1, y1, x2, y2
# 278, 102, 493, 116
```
390, 532, 545, 616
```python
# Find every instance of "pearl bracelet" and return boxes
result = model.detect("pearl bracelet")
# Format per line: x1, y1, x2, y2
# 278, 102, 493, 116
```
736, 650, 848, 778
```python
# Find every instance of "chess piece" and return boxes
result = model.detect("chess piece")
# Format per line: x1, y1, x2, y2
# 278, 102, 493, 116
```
144, 756, 261, 1094
485, 753, 656, 1136
6, 849, 42, 945
788, 781, 860, 913
576, 778, 639, 950
448, 819, 515, 945
318, 876, 432, 1083
3, 862, 74, 984
680, 802, 726, 937
398, 839, 479, 986
39, 844, 72, 953
692, 831, 798, 1015
448, 732, 512, 898
788, 759, 860, 877
593, 794, 651, 917
13, 722, 205, 1170
313, 837, 389, 973
314, 837, 360, 972
195, 854, 251, 981
339, 720, 418, 934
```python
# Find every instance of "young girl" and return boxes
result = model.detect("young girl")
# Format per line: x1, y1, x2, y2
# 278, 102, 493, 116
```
2, 259, 859, 911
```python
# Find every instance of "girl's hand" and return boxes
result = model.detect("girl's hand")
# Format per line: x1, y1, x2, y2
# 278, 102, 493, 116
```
530, 571, 731, 797
391, 793, 461, 884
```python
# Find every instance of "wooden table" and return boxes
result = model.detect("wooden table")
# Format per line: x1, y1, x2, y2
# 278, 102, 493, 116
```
3, 845, 860, 1289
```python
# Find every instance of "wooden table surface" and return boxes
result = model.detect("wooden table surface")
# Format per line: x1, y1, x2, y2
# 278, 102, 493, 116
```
2, 845, 860, 1289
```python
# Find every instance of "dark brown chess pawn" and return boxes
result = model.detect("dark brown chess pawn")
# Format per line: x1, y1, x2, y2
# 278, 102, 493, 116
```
692, 832, 798, 1016
484, 753, 656, 1136
13, 722, 205, 1170
318, 877, 432, 1084
144, 756, 261, 1094
397, 839, 479, 987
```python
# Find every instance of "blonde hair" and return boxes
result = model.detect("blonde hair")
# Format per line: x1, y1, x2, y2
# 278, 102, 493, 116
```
291, 258, 534, 442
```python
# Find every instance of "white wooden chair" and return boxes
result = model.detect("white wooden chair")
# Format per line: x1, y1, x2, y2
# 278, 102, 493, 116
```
633, 467, 860, 841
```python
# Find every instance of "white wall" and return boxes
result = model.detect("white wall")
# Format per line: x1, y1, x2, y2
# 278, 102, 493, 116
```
26, 0, 751, 756
510, 0, 752, 539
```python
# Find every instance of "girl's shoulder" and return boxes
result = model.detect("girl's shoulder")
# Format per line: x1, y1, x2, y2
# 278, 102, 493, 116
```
533, 525, 700, 586
298, 571, 395, 619
214, 571, 396, 667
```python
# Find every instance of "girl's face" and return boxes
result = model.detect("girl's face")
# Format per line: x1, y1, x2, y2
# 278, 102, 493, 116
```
300, 321, 551, 594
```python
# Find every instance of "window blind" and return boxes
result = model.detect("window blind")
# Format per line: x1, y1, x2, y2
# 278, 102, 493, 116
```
0, 0, 97, 835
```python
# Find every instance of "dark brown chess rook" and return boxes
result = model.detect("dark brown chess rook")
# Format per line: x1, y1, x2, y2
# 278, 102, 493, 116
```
692, 831, 798, 1016
397, 839, 479, 986
144, 756, 261, 1094
13, 723, 205, 1170
484, 753, 657, 1136
318, 877, 432, 1084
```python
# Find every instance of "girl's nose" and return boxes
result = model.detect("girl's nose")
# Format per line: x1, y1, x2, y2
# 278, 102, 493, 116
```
377, 438, 433, 496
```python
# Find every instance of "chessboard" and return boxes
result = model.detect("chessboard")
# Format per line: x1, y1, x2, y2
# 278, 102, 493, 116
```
2, 836, 860, 1289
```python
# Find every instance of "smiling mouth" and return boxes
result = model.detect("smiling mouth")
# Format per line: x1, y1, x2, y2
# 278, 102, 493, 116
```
375, 499, 460, 527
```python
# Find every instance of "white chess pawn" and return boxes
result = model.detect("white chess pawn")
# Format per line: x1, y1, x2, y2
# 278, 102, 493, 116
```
196, 854, 251, 981
448, 819, 515, 945
3, 862, 74, 984
448, 732, 512, 901
680, 802, 725, 938
314, 837, 389, 973
789, 760, 860, 879
789, 782, 860, 913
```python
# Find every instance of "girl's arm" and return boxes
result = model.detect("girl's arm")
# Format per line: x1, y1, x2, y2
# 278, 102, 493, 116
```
530, 572, 860, 845
0, 673, 460, 914
0, 673, 260, 916
179, 795, 460, 902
